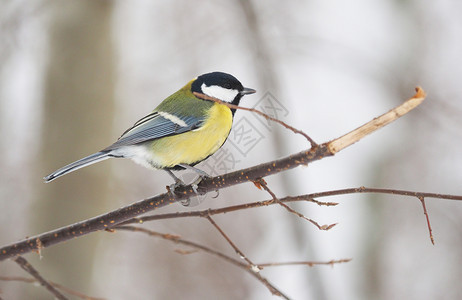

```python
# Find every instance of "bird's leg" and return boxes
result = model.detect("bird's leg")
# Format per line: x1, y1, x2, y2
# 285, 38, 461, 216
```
165, 169, 192, 206
178, 164, 219, 198
178, 164, 210, 178
165, 169, 189, 206
165, 169, 185, 186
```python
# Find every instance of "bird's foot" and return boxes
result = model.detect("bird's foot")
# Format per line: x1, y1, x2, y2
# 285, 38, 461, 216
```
191, 174, 219, 199
167, 179, 192, 206
166, 167, 219, 206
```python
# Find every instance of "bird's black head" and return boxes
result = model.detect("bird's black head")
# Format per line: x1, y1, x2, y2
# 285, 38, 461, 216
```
191, 72, 256, 107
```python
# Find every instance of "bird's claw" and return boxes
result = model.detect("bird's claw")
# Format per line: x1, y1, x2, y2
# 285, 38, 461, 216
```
193, 175, 219, 198
170, 177, 202, 207
168, 173, 219, 207
169, 180, 191, 206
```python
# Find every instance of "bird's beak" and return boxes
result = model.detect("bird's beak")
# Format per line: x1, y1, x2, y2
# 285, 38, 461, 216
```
240, 87, 256, 95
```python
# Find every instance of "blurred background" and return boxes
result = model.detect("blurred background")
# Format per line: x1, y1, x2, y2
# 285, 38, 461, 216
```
1, 0, 461, 299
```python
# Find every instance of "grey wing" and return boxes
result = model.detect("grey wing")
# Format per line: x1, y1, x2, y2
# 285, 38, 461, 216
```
104, 112, 203, 150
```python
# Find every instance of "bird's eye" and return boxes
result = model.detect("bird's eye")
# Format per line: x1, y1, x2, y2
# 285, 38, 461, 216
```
223, 83, 231, 89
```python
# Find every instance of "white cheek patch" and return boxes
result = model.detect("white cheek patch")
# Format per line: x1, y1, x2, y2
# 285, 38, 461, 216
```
201, 83, 239, 103
158, 111, 188, 127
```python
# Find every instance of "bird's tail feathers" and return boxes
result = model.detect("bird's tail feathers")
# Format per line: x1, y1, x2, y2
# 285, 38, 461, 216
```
44, 151, 110, 182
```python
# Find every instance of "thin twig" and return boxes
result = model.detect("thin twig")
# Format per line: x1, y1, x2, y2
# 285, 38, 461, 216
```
115, 226, 290, 299
204, 216, 291, 297
0, 276, 105, 300
118, 194, 337, 225
258, 258, 352, 268
418, 196, 434, 244
114, 226, 243, 266
13, 256, 68, 300
306, 186, 462, 201
255, 178, 337, 231
193, 91, 318, 147
205, 216, 256, 267
119, 187, 462, 226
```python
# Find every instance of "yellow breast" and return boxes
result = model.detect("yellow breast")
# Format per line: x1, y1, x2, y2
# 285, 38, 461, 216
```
148, 102, 233, 168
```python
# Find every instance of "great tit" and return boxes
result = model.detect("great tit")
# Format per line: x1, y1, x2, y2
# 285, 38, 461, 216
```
44, 72, 256, 185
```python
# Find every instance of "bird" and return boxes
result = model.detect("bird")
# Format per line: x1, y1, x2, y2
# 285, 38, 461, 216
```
44, 72, 256, 187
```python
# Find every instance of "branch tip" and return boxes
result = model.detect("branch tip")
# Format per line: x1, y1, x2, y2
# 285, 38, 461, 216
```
414, 86, 426, 99
327, 86, 427, 154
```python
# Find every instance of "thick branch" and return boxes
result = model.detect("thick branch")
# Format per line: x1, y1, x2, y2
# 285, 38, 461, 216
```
0, 88, 426, 261
0, 146, 327, 261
